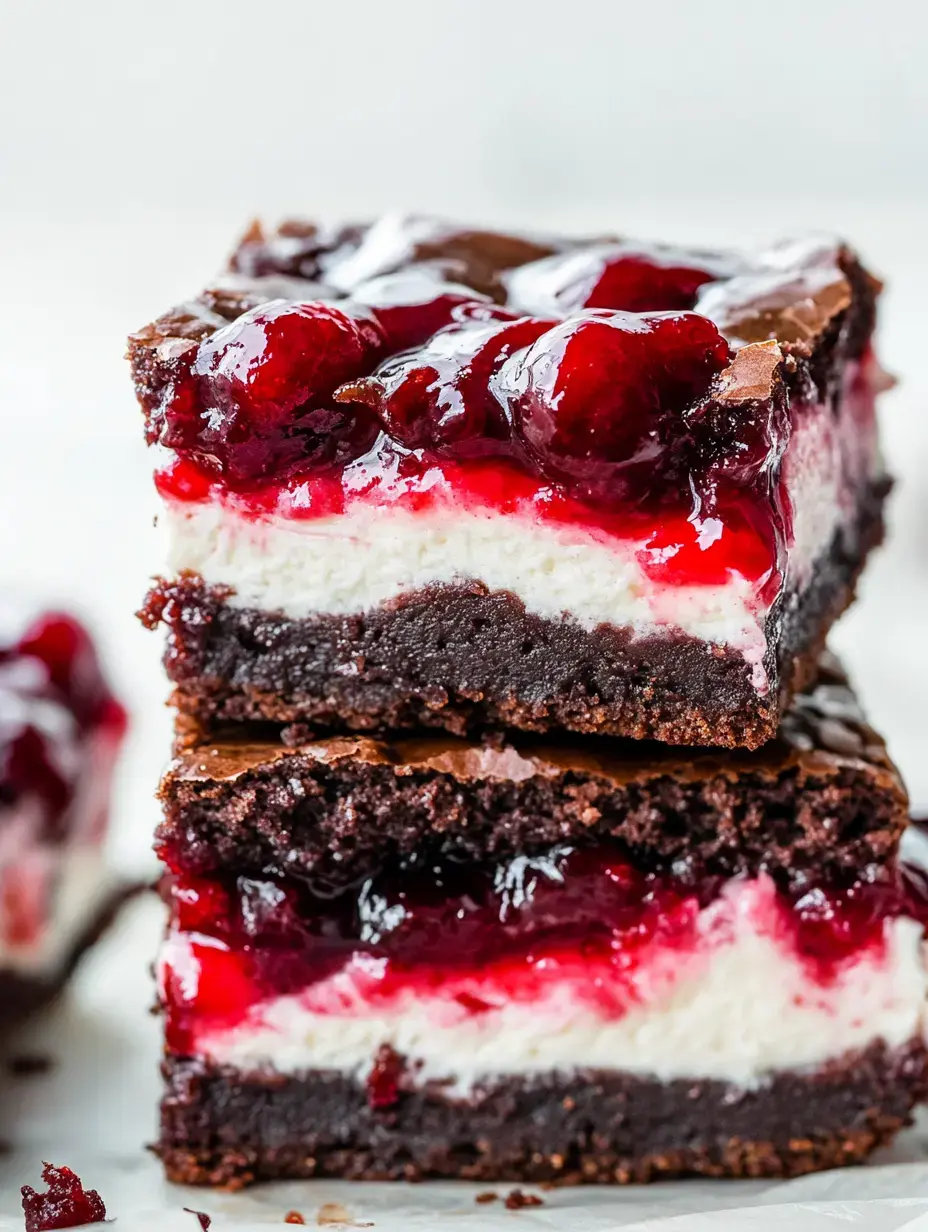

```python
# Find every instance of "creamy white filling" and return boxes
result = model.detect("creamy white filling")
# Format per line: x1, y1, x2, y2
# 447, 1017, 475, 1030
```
162, 880, 928, 1092
164, 499, 768, 656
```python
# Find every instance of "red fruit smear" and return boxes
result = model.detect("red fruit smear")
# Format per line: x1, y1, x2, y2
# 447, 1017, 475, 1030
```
21, 1163, 106, 1230
154, 300, 385, 486
159, 843, 928, 1053
366, 1044, 404, 1109
1, 608, 126, 836
183, 1210, 211, 1230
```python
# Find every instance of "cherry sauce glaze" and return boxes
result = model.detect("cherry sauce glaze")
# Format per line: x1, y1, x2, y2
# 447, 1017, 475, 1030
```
160, 839, 928, 1053
141, 218, 873, 594
0, 607, 126, 833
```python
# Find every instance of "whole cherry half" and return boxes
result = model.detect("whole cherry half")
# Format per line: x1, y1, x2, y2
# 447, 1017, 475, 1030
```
501, 310, 731, 506
155, 300, 385, 486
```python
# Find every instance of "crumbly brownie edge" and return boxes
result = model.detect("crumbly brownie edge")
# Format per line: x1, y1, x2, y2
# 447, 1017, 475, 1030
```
156, 749, 907, 886
157, 1038, 928, 1189
140, 479, 886, 750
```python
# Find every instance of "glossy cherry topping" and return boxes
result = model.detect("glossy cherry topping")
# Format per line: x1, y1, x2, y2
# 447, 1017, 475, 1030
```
132, 217, 869, 589
153, 301, 384, 486
350, 268, 496, 352
21, 1163, 107, 1231
504, 242, 737, 315
0, 606, 125, 832
160, 841, 928, 1053
341, 314, 552, 458
501, 310, 731, 505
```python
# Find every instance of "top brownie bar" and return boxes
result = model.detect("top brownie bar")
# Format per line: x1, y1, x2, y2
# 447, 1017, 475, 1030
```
131, 216, 887, 748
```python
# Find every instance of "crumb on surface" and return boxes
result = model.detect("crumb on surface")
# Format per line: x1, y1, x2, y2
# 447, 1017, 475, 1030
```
183, 1208, 212, 1229
316, 1201, 373, 1227
21, 1162, 107, 1231
7, 1054, 53, 1077
504, 1188, 545, 1210
475, 1191, 499, 1204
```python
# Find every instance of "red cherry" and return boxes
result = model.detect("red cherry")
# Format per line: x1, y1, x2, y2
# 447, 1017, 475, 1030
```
21, 1163, 107, 1231
337, 314, 552, 457
507, 242, 734, 315
156, 301, 384, 486
349, 269, 493, 351
172, 877, 232, 934
503, 310, 730, 505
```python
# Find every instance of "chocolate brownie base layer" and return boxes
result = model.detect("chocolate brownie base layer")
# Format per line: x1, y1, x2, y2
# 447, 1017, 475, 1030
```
141, 482, 887, 750
158, 654, 907, 886
158, 1039, 928, 1188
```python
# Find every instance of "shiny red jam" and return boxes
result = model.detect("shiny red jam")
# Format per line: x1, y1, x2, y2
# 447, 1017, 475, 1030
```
159, 844, 928, 1054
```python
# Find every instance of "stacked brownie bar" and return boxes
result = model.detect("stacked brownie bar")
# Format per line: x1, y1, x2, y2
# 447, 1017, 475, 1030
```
131, 216, 928, 1187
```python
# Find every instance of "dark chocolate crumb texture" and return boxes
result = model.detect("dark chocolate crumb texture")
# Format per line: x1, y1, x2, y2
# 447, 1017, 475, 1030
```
158, 1040, 928, 1188
158, 653, 907, 887
132, 216, 888, 748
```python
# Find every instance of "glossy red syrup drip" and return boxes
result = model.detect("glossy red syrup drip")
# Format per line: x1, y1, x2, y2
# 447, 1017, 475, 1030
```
0, 609, 126, 831
21, 1163, 106, 1231
159, 845, 927, 1054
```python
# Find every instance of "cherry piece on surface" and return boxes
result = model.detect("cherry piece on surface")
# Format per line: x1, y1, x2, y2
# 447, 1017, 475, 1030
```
21, 1163, 107, 1231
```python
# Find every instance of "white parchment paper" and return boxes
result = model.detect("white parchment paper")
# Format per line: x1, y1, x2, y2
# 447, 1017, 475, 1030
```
1, 897, 927, 1230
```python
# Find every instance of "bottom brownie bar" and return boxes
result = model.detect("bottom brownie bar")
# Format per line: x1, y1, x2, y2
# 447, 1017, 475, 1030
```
155, 823, 928, 1188
159, 1040, 928, 1187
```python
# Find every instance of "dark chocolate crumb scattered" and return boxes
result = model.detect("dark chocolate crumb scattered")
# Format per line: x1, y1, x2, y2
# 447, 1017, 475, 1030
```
504, 1189, 545, 1210
184, 1208, 212, 1229
7, 1054, 53, 1077
475, 1191, 499, 1204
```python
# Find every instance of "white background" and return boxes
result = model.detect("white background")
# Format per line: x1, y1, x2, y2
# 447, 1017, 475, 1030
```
1, 0, 927, 849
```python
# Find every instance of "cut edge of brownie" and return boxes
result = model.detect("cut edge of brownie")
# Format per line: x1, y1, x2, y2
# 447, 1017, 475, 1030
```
155, 646, 907, 886
156, 1038, 927, 1189
140, 477, 887, 750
